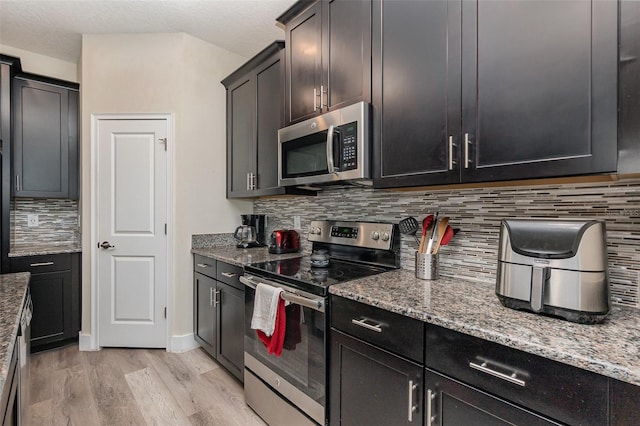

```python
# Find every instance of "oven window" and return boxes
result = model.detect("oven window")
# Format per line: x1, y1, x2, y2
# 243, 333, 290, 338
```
245, 287, 326, 406
282, 131, 329, 178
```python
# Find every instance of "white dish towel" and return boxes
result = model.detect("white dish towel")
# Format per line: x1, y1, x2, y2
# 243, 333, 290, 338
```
251, 283, 284, 336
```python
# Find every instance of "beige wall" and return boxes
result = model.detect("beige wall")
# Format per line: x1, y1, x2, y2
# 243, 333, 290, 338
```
81, 33, 252, 344
0, 44, 78, 82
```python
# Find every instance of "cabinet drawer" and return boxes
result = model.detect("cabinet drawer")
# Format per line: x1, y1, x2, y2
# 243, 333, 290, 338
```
331, 296, 424, 363
194, 255, 216, 279
216, 261, 243, 290
425, 324, 608, 425
11, 253, 71, 273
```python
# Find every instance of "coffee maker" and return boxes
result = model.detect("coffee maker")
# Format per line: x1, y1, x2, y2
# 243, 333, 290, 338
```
234, 214, 267, 248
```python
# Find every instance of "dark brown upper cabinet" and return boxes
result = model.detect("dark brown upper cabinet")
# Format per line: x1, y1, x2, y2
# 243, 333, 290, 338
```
223, 42, 286, 198
12, 75, 79, 199
373, 0, 618, 189
278, 0, 372, 125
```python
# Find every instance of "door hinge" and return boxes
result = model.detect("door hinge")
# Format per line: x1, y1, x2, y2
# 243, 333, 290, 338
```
164, 223, 167, 235
164, 307, 167, 319
159, 138, 167, 151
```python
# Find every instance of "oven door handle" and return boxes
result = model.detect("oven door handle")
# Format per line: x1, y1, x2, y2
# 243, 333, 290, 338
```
240, 275, 325, 313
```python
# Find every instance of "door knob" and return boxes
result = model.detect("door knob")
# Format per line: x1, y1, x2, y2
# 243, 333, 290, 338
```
99, 241, 115, 249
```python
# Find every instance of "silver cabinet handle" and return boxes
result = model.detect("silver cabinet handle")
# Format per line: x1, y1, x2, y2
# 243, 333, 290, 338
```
351, 318, 383, 333
251, 172, 256, 190
246, 172, 251, 191
15, 174, 20, 192
464, 133, 472, 168
220, 272, 236, 278
408, 380, 418, 422
469, 361, 526, 387
196, 263, 211, 268
209, 287, 214, 306
448, 136, 455, 170
213, 289, 221, 306
321, 84, 326, 109
313, 88, 318, 111
426, 389, 435, 425
30, 262, 54, 267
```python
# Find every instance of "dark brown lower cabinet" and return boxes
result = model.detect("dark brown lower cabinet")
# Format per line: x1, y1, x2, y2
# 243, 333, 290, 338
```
424, 368, 558, 425
193, 255, 244, 382
10, 253, 80, 350
330, 329, 423, 425
610, 379, 640, 425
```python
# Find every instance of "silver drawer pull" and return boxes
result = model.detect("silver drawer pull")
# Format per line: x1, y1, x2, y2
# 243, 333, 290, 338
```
408, 380, 418, 422
426, 389, 435, 425
351, 318, 383, 333
221, 272, 236, 278
469, 361, 526, 387
30, 262, 54, 267
196, 263, 211, 268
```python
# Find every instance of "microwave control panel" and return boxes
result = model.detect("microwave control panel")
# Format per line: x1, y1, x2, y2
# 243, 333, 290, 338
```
339, 122, 357, 171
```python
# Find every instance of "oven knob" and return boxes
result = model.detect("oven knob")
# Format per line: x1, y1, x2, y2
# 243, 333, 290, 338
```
275, 378, 281, 387
381, 232, 390, 241
314, 227, 321, 235
371, 231, 380, 240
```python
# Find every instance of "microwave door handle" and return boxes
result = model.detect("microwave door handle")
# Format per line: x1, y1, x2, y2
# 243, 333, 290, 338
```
326, 125, 336, 174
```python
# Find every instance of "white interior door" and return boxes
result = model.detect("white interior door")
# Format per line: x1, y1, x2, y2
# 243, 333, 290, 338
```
97, 118, 168, 348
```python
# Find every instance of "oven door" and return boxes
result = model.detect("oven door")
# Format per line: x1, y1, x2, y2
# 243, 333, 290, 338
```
240, 275, 326, 425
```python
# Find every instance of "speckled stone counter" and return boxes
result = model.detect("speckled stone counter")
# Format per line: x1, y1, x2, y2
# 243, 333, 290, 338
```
9, 242, 82, 257
192, 246, 304, 267
0, 272, 30, 397
330, 269, 640, 387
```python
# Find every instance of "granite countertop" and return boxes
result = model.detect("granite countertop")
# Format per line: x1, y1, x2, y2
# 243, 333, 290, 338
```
192, 246, 305, 267
0, 272, 30, 396
330, 269, 640, 386
9, 242, 82, 257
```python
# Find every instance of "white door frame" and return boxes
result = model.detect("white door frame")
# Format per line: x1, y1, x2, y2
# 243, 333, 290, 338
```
89, 113, 174, 351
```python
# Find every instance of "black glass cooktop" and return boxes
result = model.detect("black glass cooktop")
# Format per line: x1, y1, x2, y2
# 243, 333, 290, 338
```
244, 256, 388, 296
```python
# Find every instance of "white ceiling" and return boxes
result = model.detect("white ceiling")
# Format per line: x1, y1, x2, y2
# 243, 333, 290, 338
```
0, 0, 296, 63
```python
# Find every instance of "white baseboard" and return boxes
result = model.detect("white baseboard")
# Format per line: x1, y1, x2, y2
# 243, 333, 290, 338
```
78, 332, 100, 351
169, 333, 199, 353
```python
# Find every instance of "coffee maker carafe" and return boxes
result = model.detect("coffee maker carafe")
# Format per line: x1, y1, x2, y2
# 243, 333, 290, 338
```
235, 214, 267, 248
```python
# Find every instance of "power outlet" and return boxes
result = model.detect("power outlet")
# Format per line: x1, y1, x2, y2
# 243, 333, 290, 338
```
293, 215, 301, 230
27, 214, 39, 227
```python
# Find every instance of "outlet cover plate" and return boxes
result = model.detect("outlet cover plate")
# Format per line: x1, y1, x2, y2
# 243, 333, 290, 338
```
27, 214, 39, 227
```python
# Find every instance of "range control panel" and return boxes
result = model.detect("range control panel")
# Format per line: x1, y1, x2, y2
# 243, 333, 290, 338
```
308, 220, 395, 250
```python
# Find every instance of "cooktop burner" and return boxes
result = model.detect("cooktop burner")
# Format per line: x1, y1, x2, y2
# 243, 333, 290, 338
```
244, 256, 388, 296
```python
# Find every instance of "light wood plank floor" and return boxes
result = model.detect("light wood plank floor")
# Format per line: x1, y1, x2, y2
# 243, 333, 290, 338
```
29, 344, 266, 426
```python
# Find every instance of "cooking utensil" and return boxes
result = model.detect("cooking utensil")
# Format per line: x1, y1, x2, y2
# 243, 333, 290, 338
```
417, 215, 435, 253
398, 217, 420, 244
440, 225, 455, 247
425, 212, 439, 253
431, 217, 450, 254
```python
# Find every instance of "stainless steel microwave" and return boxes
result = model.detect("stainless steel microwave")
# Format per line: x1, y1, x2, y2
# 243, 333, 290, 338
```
278, 102, 371, 187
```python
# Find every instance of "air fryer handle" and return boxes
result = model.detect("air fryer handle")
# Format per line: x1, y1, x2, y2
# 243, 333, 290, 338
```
531, 267, 550, 312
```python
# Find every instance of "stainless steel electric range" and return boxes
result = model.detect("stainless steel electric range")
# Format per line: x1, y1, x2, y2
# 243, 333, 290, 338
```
240, 220, 401, 426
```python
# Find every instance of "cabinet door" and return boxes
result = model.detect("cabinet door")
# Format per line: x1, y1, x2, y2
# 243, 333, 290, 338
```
373, 0, 461, 188
13, 78, 78, 198
216, 281, 244, 382
255, 51, 284, 193
194, 272, 216, 356
425, 369, 559, 425
461, 0, 617, 182
30, 270, 73, 346
610, 379, 640, 426
323, 0, 371, 112
285, 1, 323, 124
330, 330, 423, 425
227, 76, 256, 198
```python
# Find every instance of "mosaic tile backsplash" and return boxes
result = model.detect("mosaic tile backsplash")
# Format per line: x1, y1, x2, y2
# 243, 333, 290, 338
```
11, 198, 80, 247
255, 178, 640, 308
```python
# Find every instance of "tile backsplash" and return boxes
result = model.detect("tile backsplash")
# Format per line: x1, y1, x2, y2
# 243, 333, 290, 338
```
11, 198, 80, 247
255, 177, 640, 308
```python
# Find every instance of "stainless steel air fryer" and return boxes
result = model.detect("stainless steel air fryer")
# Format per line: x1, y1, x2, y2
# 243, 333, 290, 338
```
496, 219, 610, 324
